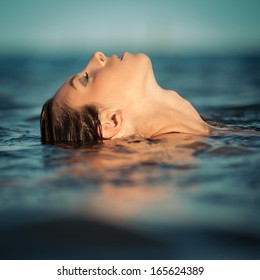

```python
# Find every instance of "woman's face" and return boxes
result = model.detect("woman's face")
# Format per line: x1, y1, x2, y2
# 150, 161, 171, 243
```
54, 51, 153, 109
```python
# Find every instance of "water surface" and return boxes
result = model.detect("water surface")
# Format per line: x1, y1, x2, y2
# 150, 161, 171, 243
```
0, 53, 259, 259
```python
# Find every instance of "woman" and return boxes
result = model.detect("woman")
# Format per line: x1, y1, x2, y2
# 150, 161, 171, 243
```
40, 51, 212, 145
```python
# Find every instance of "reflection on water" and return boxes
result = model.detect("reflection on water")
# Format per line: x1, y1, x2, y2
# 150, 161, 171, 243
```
51, 135, 199, 224
0, 54, 260, 259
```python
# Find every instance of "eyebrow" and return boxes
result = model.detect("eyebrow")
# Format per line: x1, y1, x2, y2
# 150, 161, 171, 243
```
69, 74, 78, 89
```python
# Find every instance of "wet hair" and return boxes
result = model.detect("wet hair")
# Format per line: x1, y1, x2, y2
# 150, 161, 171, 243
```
40, 98, 103, 145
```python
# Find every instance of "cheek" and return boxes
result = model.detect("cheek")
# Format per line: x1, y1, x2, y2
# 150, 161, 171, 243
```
91, 71, 121, 104
91, 56, 151, 102
95, 67, 127, 93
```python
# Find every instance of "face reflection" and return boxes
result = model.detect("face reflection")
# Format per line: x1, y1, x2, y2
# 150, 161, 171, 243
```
54, 51, 152, 109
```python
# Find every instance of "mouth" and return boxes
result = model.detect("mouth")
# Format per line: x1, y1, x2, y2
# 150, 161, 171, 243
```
116, 54, 123, 61
116, 52, 127, 61
121, 52, 127, 60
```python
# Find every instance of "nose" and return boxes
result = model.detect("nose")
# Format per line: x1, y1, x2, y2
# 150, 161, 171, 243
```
93, 51, 106, 66
85, 51, 107, 74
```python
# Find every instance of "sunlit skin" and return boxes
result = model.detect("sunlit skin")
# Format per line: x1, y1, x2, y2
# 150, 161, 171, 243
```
54, 51, 212, 139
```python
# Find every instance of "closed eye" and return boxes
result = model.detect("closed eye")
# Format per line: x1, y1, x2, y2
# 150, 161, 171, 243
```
79, 72, 89, 87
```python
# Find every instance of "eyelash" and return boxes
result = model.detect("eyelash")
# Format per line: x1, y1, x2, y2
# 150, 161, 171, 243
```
78, 72, 89, 87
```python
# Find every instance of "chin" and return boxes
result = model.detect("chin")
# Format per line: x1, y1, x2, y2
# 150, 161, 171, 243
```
138, 52, 151, 62
134, 53, 152, 72
126, 52, 153, 82
127, 52, 150, 62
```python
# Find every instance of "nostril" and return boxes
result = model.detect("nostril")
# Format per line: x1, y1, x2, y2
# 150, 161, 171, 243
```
95, 51, 106, 62
99, 53, 105, 62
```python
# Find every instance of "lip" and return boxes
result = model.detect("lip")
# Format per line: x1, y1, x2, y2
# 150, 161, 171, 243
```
121, 52, 127, 60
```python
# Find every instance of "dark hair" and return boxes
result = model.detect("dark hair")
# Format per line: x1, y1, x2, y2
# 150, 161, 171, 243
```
40, 98, 103, 145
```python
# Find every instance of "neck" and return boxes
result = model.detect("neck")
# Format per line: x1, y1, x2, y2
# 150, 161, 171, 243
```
133, 86, 211, 137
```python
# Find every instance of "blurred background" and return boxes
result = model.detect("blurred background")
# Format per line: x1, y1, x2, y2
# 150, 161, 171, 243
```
0, 0, 260, 260
1, 0, 260, 56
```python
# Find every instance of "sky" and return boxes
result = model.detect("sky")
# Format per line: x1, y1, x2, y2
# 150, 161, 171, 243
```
1, 0, 260, 55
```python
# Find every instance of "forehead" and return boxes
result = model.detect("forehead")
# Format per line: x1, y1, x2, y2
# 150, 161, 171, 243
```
54, 81, 77, 104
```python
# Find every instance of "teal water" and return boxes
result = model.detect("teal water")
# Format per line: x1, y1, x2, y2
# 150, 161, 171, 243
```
0, 54, 259, 259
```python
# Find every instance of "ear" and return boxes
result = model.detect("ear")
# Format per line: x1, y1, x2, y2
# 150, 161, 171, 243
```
101, 110, 123, 139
